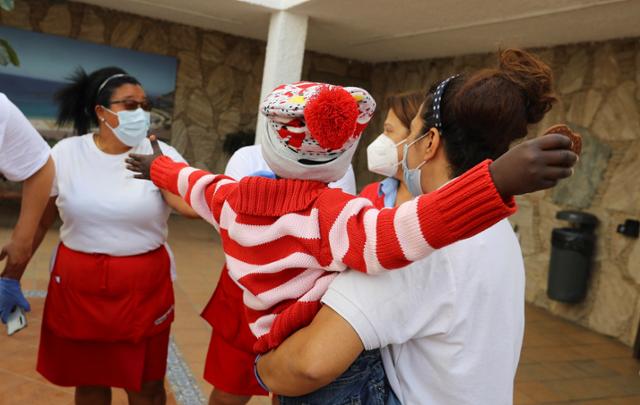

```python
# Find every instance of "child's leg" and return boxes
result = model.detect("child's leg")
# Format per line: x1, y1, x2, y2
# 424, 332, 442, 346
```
277, 350, 389, 405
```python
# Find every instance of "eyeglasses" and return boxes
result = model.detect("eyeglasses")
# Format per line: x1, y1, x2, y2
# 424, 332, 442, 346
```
109, 99, 153, 111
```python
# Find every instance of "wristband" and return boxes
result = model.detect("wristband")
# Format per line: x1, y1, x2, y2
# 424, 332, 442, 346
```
253, 354, 270, 392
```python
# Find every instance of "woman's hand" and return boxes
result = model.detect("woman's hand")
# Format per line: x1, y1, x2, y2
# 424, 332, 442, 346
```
126, 135, 163, 180
0, 278, 30, 323
490, 133, 578, 199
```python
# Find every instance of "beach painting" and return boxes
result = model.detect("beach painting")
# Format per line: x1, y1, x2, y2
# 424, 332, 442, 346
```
0, 26, 178, 143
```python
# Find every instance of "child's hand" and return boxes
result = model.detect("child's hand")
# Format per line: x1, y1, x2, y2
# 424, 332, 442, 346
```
490, 133, 578, 199
126, 135, 163, 180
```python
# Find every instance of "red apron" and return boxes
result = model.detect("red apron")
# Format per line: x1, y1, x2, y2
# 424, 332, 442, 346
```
44, 243, 174, 343
201, 266, 268, 395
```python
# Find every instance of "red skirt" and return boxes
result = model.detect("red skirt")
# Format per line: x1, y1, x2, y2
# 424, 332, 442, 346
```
37, 243, 174, 391
202, 266, 267, 396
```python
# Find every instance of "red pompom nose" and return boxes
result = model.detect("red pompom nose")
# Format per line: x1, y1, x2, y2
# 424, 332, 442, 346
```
304, 86, 359, 150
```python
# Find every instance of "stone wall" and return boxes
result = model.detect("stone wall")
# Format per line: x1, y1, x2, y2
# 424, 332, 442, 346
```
0, 0, 369, 176
363, 38, 640, 346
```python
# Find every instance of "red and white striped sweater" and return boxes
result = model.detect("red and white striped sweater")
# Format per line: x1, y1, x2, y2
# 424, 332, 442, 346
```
151, 157, 516, 353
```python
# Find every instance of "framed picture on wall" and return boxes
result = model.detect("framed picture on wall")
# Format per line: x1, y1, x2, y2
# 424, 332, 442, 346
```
0, 25, 178, 145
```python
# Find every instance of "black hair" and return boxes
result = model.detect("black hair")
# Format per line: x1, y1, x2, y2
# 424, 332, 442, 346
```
222, 131, 255, 156
421, 49, 557, 177
54, 66, 141, 135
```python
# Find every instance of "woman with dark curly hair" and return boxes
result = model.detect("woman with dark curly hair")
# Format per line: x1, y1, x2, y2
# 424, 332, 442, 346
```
256, 48, 568, 405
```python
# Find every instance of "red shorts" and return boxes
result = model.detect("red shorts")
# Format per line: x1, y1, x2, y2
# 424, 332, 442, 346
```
37, 243, 174, 391
202, 266, 267, 396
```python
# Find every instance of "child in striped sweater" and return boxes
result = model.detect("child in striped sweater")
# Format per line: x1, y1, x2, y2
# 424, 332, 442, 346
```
127, 81, 575, 358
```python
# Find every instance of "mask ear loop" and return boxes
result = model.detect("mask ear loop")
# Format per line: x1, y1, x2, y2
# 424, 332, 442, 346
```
395, 138, 408, 147
384, 137, 408, 170
98, 107, 120, 129
403, 132, 430, 171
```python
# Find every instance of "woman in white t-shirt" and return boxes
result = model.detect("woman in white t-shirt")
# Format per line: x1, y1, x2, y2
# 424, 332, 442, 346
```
22, 67, 197, 405
256, 49, 575, 404
0, 93, 54, 323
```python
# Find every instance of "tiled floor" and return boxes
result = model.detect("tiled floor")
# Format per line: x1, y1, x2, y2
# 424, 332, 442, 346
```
0, 298, 178, 405
1, 214, 638, 404
515, 305, 640, 404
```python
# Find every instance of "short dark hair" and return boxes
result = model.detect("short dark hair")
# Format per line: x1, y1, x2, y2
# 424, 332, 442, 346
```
55, 66, 141, 135
223, 131, 255, 156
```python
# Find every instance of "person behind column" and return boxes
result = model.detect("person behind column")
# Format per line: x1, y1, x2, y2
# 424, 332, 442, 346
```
19, 67, 197, 405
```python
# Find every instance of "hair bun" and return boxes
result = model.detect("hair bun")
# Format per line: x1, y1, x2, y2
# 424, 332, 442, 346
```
497, 48, 557, 123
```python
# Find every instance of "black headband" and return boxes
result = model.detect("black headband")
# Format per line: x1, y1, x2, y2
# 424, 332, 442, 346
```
432, 75, 459, 131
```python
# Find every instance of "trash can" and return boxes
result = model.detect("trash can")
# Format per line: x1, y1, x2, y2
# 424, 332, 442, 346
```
547, 211, 598, 303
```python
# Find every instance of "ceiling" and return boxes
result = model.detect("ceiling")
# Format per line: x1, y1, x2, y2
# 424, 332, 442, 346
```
76, 0, 640, 62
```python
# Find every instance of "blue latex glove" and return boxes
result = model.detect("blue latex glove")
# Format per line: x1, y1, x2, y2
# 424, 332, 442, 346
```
251, 170, 277, 179
0, 277, 30, 324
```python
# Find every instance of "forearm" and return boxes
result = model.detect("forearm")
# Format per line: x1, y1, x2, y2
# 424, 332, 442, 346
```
160, 190, 200, 218
339, 160, 516, 274
416, 159, 516, 249
257, 306, 363, 396
31, 200, 58, 256
150, 156, 188, 196
1, 159, 54, 279
2, 197, 57, 280
151, 156, 233, 227
11, 158, 54, 243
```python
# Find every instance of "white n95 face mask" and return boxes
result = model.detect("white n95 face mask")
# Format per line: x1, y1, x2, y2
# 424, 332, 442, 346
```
366, 134, 406, 177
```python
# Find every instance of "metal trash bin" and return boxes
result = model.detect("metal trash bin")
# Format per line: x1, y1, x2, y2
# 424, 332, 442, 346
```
547, 211, 598, 303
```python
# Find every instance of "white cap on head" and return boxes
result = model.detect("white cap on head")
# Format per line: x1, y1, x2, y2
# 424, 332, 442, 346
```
259, 81, 376, 183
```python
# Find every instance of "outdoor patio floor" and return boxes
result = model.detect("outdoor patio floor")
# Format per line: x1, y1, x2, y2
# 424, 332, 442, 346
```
0, 215, 638, 405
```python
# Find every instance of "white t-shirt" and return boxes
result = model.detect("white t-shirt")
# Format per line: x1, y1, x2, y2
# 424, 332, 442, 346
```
224, 145, 357, 194
0, 93, 50, 182
322, 219, 525, 405
50, 134, 186, 256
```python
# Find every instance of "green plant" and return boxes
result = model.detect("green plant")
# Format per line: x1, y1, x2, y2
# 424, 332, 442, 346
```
0, 0, 19, 66
0, 0, 14, 12
0, 39, 19, 66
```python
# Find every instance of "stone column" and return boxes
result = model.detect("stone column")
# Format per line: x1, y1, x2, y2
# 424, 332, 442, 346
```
255, 10, 308, 144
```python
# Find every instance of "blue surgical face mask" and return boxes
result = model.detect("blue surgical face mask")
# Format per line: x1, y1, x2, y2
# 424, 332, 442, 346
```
401, 134, 428, 197
104, 108, 150, 147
